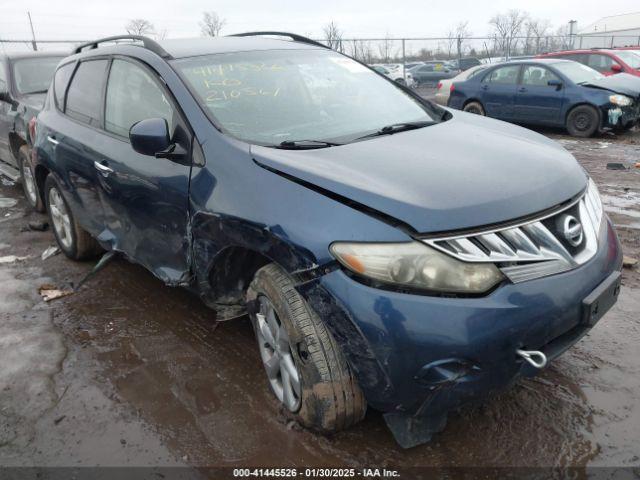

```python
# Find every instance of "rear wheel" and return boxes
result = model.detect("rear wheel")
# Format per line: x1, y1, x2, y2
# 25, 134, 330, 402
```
44, 175, 101, 260
18, 146, 44, 212
247, 263, 366, 433
566, 105, 599, 137
463, 101, 485, 116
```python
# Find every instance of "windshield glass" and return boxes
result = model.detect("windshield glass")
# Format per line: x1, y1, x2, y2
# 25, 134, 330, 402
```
173, 49, 441, 146
12, 57, 62, 95
614, 51, 640, 69
553, 62, 604, 84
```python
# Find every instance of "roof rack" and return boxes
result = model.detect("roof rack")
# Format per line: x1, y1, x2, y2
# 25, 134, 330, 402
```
72, 35, 172, 59
228, 31, 329, 49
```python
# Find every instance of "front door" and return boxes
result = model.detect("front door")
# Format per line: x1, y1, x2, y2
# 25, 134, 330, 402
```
479, 65, 521, 120
96, 57, 192, 285
514, 65, 565, 125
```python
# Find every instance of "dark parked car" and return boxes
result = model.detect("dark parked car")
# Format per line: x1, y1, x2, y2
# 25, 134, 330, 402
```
448, 57, 482, 71
448, 59, 640, 136
0, 52, 64, 208
409, 61, 458, 86
538, 49, 640, 77
33, 34, 622, 448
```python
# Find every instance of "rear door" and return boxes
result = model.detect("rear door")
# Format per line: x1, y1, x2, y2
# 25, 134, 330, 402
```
45, 59, 109, 236
514, 65, 565, 125
479, 65, 521, 120
97, 57, 192, 284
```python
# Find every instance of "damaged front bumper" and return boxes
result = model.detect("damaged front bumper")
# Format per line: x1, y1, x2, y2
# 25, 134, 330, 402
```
602, 101, 640, 129
299, 218, 622, 447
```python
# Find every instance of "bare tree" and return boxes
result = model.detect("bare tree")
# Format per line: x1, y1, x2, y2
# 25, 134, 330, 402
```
489, 9, 529, 58
524, 18, 551, 54
155, 28, 169, 40
455, 21, 472, 59
125, 18, 155, 36
377, 33, 397, 62
200, 11, 226, 37
348, 39, 373, 63
322, 21, 344, 52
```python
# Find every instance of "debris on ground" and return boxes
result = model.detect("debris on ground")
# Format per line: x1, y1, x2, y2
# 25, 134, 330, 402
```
0, 197, 18, 208
27, 220, 49, 232
1, 178, 15, 186
38, 283, 74, 302
623, 256, 638, 269
606, 163, 629, 170
0, 255, 29, 264
42, 245, 60, 260
54, 415, 66, 425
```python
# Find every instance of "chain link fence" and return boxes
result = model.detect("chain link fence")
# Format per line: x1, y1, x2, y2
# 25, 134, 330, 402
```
2, 33, 640, 63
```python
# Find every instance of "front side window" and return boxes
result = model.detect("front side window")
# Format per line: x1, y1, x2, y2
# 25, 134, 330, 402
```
65, 60, 108, 126
12, 56, 62, 95
173, 49, 442, 146
587, 54, 618, 73
484, 65, 520, 84
522, 66, 560, 86
105, 59, 175, 138
53, 62, 75, 110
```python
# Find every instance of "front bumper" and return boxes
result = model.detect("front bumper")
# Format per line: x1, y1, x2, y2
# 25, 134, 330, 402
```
300, 217, 622, 416
602, 101, 640, 129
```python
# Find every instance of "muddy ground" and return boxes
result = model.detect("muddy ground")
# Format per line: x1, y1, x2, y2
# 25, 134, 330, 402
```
0, 127, 639, 475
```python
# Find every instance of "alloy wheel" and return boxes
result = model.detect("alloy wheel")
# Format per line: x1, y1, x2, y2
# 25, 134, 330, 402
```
48, 187, 73, 250
254, 295, 302, 412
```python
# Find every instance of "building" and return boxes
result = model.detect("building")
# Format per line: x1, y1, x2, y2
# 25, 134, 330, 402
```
575, 12, 640, 48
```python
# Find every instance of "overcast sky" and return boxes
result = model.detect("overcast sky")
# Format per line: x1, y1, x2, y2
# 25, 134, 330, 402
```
1, 0, 639, 41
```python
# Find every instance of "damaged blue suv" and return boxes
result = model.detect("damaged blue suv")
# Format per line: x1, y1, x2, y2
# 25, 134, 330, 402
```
33, 33, 622, 448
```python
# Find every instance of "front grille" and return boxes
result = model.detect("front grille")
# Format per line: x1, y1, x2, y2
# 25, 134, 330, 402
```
422, 179, 603, 283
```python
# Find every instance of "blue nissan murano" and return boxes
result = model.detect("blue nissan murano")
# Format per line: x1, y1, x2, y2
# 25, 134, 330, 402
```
31, 33, 622, 448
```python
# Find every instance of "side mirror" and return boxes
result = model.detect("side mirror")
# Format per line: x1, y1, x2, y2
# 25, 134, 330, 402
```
611, 64, 623, 73
129, 118, 170, 156
547, 79, 563, 90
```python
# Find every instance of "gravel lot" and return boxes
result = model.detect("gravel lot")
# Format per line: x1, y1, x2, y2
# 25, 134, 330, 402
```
0, 125, 638, 473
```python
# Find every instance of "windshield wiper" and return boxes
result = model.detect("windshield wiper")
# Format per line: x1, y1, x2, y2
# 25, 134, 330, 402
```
22, 89, 48, 95
275, 139, 343, 150
351, 121, 435, 142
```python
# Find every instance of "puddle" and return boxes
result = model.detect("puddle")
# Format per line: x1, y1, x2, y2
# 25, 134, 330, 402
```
0, 197, 18, 208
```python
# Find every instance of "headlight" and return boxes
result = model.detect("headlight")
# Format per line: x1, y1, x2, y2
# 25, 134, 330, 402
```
586, 177, 603, 227
330, 241, 503, 294
609, 94, 632, 106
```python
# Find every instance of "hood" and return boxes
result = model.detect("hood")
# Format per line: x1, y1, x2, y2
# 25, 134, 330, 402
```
581, 73, 640, 98
251, 111, 587, 234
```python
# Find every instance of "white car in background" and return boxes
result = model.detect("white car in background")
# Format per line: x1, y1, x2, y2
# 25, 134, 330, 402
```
434, 64, 488, 106
371, 64, 416, 87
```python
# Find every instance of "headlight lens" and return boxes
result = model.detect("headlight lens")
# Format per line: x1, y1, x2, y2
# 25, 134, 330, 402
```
587, 177, 603, 227
330, 241, 504, 294
609, 94, 632, 106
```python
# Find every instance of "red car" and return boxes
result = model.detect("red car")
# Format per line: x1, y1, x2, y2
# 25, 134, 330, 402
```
537, 49, 640, 77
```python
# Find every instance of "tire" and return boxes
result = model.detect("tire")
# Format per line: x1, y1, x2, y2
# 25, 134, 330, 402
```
44, 175, 101, 260
395, 78, 406, 86
463, 101, 485, 116
247, 263, 366, 433
18, 145, 44, 212
566, 105, 599, 138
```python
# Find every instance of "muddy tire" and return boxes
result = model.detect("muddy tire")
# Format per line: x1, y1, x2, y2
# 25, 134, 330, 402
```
18, 145, 44, 212
566, 105, 599, 137
463, 101, 485, 115
44, 175, 101, 261
247, 263, 366, 433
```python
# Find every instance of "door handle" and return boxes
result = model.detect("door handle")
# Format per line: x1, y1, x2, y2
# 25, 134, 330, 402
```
518, 87, 527, 93
94, 161, 113, 177
47, 135, 59, 145
481, 85, 489, 90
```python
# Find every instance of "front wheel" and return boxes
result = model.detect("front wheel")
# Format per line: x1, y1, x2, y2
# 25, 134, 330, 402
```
463, 101, 486, 116
247, 264, 366, 433
44, 175, 102, 260
566, 105, 599, 137
18, 146, 44, 212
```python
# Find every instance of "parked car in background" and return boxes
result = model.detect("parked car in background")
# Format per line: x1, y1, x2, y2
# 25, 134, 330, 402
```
32, 34, 622, 448
434, 64, 488, 106
371, 64, 415, 86
448, 57, 482, 71
538, 49, 640, 77
409, 61, 458, 86
0, 52, 64, 209
404, 61, 424, 70
448, 59, 640, 136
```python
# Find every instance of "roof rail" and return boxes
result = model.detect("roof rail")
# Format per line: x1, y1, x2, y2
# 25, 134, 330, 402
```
228, 31, 329, 49
72, 35, 172, 59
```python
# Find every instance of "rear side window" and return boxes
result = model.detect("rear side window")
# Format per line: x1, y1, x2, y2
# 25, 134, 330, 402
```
65, 59, 108, 127
53, 62, 75, 110
484, 65, 520, 84
104, 59, 175, 138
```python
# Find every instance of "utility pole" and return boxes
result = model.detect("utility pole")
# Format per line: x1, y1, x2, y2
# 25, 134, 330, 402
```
27, 12, 37, 51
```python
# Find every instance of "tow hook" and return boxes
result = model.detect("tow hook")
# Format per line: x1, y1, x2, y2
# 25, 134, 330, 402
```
516, 349, 548, 369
